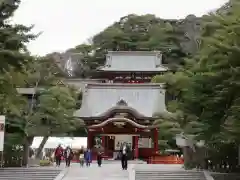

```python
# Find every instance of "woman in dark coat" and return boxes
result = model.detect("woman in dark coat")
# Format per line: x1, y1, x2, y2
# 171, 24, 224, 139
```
97, 150, 103, 167
120, 142, 130, 170
64, 146, 73, 167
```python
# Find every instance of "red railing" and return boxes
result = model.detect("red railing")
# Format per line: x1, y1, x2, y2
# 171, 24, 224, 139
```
148, 155, 184, 164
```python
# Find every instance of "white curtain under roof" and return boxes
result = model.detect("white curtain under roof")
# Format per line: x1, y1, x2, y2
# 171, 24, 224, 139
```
31, 136, 87, 149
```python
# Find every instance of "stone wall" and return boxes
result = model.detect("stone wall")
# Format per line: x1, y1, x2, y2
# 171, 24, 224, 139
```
211, 173, 240, 180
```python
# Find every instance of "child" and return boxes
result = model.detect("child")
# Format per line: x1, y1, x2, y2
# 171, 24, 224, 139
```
85, 149, 91, 167
79, 152, 85, 167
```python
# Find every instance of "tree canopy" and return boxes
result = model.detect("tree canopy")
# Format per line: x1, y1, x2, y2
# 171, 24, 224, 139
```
0, 0, 83, 167
152, 0, 240, 171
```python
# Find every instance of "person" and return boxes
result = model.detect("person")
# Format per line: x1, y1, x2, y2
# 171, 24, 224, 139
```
120, 142, 130, 170
64, 146, 73, 167
54, 144, 63, 167
79, 148, 85, 167
97, 150, 103, 167
85, 148, 92, 167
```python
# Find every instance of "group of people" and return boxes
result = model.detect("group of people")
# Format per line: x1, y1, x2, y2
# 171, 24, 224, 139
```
54, 144, 74, 167
54, 144, 92, 167
54, 142, 130, 170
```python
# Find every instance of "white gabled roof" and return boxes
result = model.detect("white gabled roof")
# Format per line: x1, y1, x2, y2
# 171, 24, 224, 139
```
74, 83, 167, 118
98, 51, 168, 72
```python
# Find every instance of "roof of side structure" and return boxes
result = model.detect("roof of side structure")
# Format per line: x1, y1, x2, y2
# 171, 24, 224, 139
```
74, 83, 167, 118
98, 51, 168, 72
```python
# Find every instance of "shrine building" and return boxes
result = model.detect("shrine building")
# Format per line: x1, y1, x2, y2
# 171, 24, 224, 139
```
74, 51, 168, 160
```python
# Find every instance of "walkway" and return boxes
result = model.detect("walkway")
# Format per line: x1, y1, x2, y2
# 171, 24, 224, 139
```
62, 163, 129, 180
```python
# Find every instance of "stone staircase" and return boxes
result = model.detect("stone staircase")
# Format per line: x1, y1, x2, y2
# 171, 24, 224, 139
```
135, 170, 207, 180
0, 167, 62, 180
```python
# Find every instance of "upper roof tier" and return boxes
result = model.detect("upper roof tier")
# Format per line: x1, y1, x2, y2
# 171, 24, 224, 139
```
74, 83, 167, 118
98, 51, 167, 72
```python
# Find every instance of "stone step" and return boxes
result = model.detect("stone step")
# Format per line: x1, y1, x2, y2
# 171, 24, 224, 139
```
93, 160, 146, 164
135, 170, 206, 180
0, 168, 61, 180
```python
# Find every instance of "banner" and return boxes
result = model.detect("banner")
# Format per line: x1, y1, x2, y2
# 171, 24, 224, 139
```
0, 116, 5, 151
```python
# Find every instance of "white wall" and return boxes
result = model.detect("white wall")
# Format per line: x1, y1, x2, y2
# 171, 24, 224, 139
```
31, 136, 87, 149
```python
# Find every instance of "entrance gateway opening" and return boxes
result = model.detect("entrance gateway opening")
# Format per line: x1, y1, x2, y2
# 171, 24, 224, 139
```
74, 51, 168, 160
97, 134, 147, 160
88, 116, 159, 160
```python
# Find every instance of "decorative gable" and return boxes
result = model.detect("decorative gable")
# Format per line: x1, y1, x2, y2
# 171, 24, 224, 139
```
116, 99, 128, 106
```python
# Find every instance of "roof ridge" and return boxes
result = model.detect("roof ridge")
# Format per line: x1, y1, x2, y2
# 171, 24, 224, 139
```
85, 83, 165, 89
107, 51, 161, 54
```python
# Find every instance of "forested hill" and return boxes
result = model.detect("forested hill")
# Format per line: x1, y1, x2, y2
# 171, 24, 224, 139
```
47, 14, 204, 77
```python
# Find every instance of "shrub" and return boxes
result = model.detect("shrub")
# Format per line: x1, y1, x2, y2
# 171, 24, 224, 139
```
39, 159, 52, 166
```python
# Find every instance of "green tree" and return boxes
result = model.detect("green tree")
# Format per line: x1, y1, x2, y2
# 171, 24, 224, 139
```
0, 0, 36, 71
29, 86, 83, 158
179, 0, 240, 145
0, 0, 36, 166
152, 0, 240, 170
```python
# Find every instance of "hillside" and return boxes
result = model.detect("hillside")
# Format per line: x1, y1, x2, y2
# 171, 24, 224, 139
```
47, 14, 203, 77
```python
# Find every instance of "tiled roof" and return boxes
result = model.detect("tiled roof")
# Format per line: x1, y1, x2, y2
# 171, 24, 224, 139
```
74, 83, 167, 118
98, 51, 167, 72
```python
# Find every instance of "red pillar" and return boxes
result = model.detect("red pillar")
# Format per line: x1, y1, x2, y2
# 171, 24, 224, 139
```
87, 131, 92, 149
134, 136, 139, 159
101, 136, 105, 156
154, 128, 158, 153
101, 136, 105, 148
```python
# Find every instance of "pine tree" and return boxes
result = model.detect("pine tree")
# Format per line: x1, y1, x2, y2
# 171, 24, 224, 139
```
0, 0, 36, 71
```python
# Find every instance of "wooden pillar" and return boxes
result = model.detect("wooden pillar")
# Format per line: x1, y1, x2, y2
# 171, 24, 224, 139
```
154, 128, 158, 152
134, 136, 139, 159
132, 136, 135, 150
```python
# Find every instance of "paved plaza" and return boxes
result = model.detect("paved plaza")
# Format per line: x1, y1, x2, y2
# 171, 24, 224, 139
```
61, 163, 129, 180
60, 162, 183, 180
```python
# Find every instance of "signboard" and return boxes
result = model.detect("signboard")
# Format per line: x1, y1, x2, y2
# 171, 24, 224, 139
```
0, 116, 5, 151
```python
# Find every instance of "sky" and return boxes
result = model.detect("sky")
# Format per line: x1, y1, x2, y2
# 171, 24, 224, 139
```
12, 0, 228, 56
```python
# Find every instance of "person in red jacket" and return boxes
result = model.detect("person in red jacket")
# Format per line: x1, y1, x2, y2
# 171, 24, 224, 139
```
55, 144, 63, 167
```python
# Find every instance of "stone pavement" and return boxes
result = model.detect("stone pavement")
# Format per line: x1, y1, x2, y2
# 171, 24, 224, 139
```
61, 163, 129, 180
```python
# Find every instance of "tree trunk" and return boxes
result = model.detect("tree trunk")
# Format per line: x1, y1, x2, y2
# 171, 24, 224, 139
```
238, 145, 240, 166
195, 147, 206, 169
35, 136, 49, 159
183, 146, 194, 169
22, 136, 34, 167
